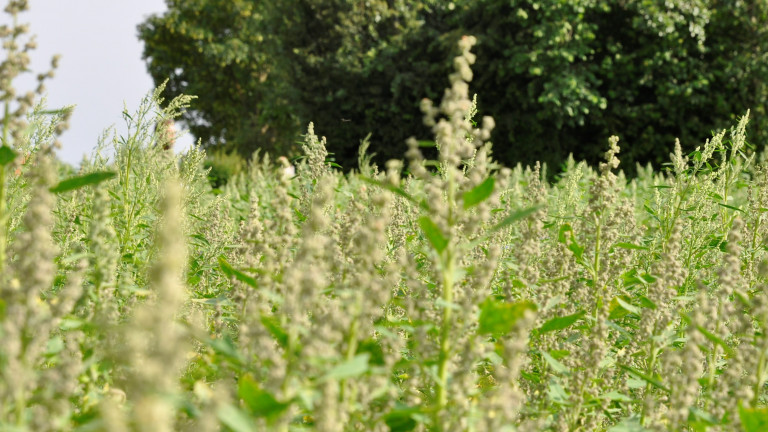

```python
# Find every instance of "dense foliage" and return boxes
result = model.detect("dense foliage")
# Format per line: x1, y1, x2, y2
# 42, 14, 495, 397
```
139, 0, 768, 176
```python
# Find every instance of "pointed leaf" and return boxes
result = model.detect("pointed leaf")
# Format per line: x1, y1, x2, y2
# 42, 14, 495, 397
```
537, 310, 585, 334
418, 216, 448, 253
218, 256, 258, 288
260, 315, 288, 348
615, 297, 641, 315
614, 242, 648, 250
541, 351, 569, 374
618, 364, 669, 393
463, 177, 495, 209
50, 171, 116, 193
489, 205, 541, 234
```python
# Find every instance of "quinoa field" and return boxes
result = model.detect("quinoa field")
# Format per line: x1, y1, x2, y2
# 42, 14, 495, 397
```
3, 6, 768, 432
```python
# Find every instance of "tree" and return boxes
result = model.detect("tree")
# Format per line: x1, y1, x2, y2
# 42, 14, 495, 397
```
140, 0, 768, 175
460, 0, 768, 173
138, 0, 297, 157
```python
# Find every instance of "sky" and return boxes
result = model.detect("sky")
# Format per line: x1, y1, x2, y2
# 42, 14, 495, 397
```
7, 0, 194, 166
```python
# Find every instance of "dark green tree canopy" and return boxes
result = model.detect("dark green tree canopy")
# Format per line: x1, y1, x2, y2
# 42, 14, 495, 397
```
139, 0, 768, 175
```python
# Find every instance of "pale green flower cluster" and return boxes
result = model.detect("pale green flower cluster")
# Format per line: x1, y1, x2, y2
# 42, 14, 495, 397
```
5, 2, 768, 431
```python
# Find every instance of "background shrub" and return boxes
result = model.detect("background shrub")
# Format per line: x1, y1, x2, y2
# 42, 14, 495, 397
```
140, 0, 768, 176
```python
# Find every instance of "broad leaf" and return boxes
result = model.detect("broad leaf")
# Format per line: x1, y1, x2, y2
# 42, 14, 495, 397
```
217, 403, 257, 432
324, 353, 370, 380
0, 145, 17, 166
238, 374, 290, 419
478, 299, 537, 336
463, 177, 494, 209
739, 403, 768, 432
383, 405, 422, 432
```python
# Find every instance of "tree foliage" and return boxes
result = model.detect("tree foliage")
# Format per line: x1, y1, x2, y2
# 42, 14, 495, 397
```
139, 0, 768, 175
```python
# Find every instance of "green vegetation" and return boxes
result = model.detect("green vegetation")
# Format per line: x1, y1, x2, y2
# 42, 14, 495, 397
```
139, 0, 768, 176
5, 2, 768, 431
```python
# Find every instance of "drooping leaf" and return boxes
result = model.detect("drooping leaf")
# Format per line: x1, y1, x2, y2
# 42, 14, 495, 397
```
615, 297, 641, 315
695, 324, 735, 356
50, 171, 116, 193
218, 256, 258, 288
463, 177, 494, 209
489, 205, 541, 234
478, 299, 537, 336
541, 350, 569, 374
617, 364, 669, 393
418, 216, 448, 254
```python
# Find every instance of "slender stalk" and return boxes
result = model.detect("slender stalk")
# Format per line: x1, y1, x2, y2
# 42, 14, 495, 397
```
0, 101, 10, 276
434, 164, 457, 429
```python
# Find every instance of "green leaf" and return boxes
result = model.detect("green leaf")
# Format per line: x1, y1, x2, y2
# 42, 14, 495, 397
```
238, 374, 290, 419
383, 406, 422, 432
537, 310, 585, 334
360, 176, 427, 210
478, 298, 537, 336
218, 256, 258, 288
45, 336, 65, 356
615, 297, 641, 315
260, 315, 288, 348
695, 324, 735, 356
614, 242, 648, 250
718, 203, 744, 213
740, 404, 768, 432
489, 205, 541, 234
600, 391, 633, 402
606, 416, 648, 432
0, 145, 17, 166
418, 216, 448, 254
324, 353, 370, 380
49, 171, 116, 193
617, 364, 669, 393
462, 177, 495, 209
557, 223, 584, 260
217, 403, 257, 432
541, 351, 569, 374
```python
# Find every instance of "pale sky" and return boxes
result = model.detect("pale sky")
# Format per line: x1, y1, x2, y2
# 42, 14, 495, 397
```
9, 0, 194, 166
